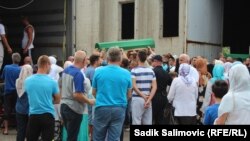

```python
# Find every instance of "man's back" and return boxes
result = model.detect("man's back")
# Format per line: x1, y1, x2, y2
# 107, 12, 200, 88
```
25, 74, 59, 116
93, 65, 132, 108
153, 66, 171, 92
2, 64, 21, 93
61, 65, 85, 114
131, 66, 155, 96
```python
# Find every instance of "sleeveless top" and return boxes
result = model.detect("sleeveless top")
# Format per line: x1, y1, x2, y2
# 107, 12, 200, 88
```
22, 24, 35, 49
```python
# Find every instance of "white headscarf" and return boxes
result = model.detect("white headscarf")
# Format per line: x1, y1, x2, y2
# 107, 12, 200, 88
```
223, 62, 232, 79
48, 56, 63, 82
16, 64, 33, 98
223, 62, 232, 74
214, 59, 224, 65
228, 64, 250, 93
179, 63, 194, 86
218, 64, 250, 124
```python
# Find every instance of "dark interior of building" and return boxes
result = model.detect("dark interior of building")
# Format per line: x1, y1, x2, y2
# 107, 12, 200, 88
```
223, 0, 250, 54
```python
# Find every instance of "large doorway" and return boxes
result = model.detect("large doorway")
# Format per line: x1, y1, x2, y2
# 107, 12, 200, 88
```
223, 0, 250, 54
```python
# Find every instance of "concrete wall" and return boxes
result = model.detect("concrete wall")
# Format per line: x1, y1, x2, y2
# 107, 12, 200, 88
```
75, 0, 224, 60
75, 0, 187, 56
74, 0, 100, 55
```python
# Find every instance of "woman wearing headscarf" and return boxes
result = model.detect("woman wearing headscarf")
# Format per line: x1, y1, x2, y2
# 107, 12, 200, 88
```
15, 64, 33, 141
223, 62, 232, 81
201, 64, 225, 113
216, 64, 250, 124
47, 56, 64, 141
167, 63, 198, 125
48, 56, 63, 82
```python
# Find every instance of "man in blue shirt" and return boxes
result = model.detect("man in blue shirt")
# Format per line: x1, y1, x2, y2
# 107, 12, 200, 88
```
61, 50, 95, 141
1, 53, 21, 135
92, 47, 132, 141
25, 55, 60, 141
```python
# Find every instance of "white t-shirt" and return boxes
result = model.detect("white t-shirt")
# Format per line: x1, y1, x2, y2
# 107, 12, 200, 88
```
0, 24, 6, 40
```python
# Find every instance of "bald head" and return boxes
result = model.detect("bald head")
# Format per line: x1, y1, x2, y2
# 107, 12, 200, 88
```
179, 54, 190, 64
74, 50, 86, 67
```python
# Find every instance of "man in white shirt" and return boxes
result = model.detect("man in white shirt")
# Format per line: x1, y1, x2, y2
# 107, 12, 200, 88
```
0, 17, 13, 70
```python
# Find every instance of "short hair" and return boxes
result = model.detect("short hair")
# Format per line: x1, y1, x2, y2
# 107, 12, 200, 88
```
24, 56, 32, 65
212, 80, 228, 99
137, 50, 147, 62
106, 47, 122, 62
89, 54, 100, 65
37, 55, 50, 68
121, 58, 129, 68
12, 53, 21, 64
74, 50, 86, 63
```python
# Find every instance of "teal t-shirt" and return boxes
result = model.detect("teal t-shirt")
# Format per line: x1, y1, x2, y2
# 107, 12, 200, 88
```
92, 65, 132, 108
25, 74, 59, 117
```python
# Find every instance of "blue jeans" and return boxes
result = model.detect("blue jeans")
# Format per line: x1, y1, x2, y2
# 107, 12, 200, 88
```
61, 104, 82, 141
93, 106, 126, 141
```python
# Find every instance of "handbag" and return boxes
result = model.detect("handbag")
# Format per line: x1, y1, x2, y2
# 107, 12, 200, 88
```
164, 102, 177, 125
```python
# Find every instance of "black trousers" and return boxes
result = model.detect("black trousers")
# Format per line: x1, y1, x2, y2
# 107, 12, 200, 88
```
175, 116, 197, 125
152, 92, 168, 124
16, 113, 29, 141
27, 113, 55, 141
3, 92, 17, 120
61, 104, 82, 141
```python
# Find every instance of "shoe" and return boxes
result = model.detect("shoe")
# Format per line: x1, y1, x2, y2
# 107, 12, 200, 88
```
125, 128, 130, 132
2, 131, 8, 135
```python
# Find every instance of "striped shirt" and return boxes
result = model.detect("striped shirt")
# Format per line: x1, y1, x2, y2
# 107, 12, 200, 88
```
131, 66, 156, 96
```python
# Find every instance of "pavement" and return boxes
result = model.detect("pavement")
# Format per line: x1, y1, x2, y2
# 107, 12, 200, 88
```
0, 128, 130, 141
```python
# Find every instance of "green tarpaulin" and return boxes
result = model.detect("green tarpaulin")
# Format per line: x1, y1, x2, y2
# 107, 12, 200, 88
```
95, 38, 155, 50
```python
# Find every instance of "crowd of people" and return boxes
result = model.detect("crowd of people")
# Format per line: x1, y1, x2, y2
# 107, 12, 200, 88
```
1, 16, 250, 140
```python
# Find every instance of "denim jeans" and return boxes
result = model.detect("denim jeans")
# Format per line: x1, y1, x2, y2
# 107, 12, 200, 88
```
61, 104, 82, 141
93, 106, 126, 141
16, 113, 28, 141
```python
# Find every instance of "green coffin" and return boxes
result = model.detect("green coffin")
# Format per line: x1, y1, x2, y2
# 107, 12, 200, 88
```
95, 38, 155, 50
225, 54, 249, 59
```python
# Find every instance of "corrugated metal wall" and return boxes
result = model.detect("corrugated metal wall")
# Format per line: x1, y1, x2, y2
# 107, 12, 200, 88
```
186, 0, 223, 61
187, 43, 222, 62
0, 0, 66, 65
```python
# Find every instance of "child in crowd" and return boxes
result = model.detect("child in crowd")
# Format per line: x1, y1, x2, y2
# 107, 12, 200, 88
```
203, 80, 228, 125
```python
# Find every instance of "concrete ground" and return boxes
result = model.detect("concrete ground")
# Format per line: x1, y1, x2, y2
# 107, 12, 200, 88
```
0, 128, 130, 141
